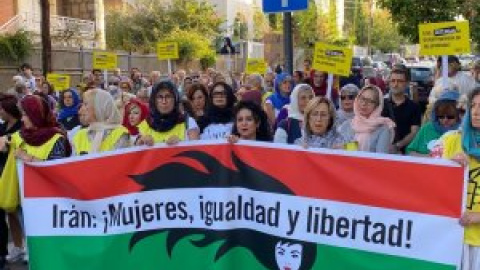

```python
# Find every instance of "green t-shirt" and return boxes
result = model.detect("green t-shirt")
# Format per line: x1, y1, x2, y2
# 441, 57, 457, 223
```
406, 122, 441, 155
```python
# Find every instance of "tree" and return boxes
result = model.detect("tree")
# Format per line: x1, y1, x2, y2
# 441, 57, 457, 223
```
105, 0, 222, 54
376, 0, 462, 43
293, 0, 318, 48
371, 9, 406, 52
253, 7, 269, 41
461, 0, 480, 51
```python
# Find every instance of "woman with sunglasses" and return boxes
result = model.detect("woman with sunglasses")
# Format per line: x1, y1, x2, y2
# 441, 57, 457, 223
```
336, 84, 359, 127
338, 85, 395, 153
407, 91, 460, 157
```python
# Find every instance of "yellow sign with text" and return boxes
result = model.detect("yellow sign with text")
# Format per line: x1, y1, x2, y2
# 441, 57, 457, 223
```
46, 74, 70, 91
245, 58, 268, 75
419, 21, 471, 56
92, 51, 118, 70
157, 42, 179, 60
312, 43, 353, 77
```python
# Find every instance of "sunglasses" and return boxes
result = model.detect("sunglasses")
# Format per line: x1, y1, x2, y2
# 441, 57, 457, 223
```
437, 115, 456, 120
340, 94, 356, 100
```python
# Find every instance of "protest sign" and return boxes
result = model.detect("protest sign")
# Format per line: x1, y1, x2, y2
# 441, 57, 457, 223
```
312, 43, 353, 77
46, 74, 70, 91
419, 21, 471, 56
92, 52, 118, 70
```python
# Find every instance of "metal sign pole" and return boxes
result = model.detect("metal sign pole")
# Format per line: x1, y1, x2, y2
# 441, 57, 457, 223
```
283, 12, 293, 75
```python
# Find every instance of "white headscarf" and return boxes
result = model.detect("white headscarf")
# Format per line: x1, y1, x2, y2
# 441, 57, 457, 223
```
85, 88, 122, 153
287, 84, 314, 121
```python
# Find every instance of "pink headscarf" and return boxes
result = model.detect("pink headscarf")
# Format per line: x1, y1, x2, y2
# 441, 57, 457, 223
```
351, 86, 395, 151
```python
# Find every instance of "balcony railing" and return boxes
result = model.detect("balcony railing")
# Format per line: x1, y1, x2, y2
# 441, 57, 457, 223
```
0, 12, 95, 39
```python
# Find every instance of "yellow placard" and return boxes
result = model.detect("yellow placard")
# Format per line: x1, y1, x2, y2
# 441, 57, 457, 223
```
312, 43, 353, 77
157, 42, 179, 60
92, 51, 118, 70
245, 58, 268, 75
419, 21, 471, 56
46, 74, 70, 91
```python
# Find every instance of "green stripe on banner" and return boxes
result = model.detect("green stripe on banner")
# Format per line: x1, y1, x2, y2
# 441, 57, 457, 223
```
27, 234, 454, 270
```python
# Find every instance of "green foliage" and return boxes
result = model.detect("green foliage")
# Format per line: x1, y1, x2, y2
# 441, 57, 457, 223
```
371, 9, 406, 52
253, 7, 269, 41
199, 52, 216, 71
164, 29, 215, 63
293, 0, 318, 48
377, 0, 462, 43
461, 0, 480, 52
105, 0, 222, 60
233, 13, 248, 41
0, 30, 33, 62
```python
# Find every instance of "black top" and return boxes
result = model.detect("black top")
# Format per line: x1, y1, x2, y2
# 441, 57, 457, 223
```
381, 97, 421, 152
59, 115, 80, 131
0, 120, 21, 172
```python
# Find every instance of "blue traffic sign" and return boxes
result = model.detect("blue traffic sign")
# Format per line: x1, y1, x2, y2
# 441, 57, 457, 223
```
263, 0, 309, 13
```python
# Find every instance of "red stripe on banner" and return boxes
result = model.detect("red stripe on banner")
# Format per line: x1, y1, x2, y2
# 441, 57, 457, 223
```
23, 144, 463, 218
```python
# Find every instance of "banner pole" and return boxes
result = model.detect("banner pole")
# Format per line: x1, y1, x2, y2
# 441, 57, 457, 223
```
442, 55, 448, 88
167, 59, 172, 75
103, 70, 108, 89
327, 73, 334, 100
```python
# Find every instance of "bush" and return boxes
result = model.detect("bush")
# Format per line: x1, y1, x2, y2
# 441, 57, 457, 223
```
200, 53, 216, 71
0, 30, 33, 62
164, 29, 216, 64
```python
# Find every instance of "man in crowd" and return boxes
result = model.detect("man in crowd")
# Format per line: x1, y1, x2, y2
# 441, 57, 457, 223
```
430, 55, 476, 100
382, 67, 422, 154
19, 63, 35, 92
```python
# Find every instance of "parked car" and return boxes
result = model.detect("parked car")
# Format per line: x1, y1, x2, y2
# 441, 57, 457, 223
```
407, 65, 435, 114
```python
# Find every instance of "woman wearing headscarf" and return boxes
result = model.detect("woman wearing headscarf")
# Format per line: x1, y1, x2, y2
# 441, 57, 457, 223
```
295, 97, 348, 149
338, 85, 395, 153
227, 101, 272, 143
122, 99, 149, 141
336, 84, 359, 127
264, 73, 293, 126
200, 82, 236, 140
73, 88, 130, 155
437, 87, 480, 270
407, 90, 461, 157
58, 88, 81, 131
274, 84, 315, 144
136, 81, 199, 146
310, 70, 339, 102
1, 94, 72, 161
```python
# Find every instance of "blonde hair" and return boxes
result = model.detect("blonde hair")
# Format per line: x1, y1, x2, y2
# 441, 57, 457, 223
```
303, 96, 336, 136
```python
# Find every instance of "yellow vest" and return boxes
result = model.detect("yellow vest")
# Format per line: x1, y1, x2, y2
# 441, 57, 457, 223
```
441, 131, 480, 246
137, 120, 186, 143
73, 126, 129, 155
11, 132, 62, 161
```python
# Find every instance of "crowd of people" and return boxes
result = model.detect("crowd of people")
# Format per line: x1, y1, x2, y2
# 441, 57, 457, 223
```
1, 55, 480, 269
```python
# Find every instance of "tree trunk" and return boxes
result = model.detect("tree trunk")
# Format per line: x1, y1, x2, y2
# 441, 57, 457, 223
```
40, 0, 52, 76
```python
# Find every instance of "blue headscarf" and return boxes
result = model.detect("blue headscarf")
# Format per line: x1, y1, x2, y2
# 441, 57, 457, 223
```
268, 73, 292, 111
462, 95, 480, 160
431, 90, 460, 134
58, 88, 81, 120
